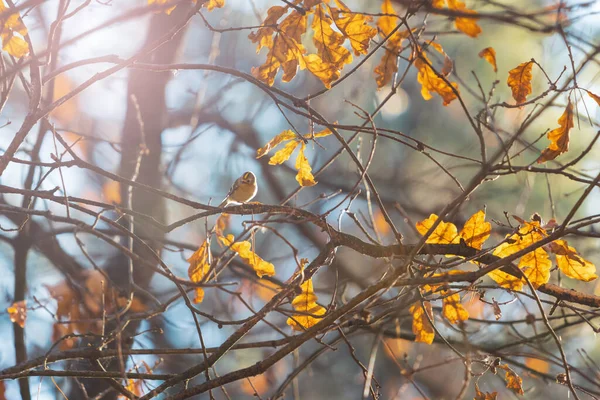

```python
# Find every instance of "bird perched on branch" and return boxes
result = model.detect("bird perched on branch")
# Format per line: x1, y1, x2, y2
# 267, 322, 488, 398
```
218, 171, 258, 208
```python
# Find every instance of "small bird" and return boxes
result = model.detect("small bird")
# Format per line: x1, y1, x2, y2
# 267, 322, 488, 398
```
218, 171, 258, 208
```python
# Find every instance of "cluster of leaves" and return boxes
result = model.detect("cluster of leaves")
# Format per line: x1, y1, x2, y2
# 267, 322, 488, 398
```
187, 214, 275, 304
0, 1, 29, 58
249, 0, 377, 88
410, 211, 597, 345
44, 270, 145, 350
256, 127, 332, 186
474, 363, 525, 399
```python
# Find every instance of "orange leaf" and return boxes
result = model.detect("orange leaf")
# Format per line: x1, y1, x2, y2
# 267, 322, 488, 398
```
525, 357, 550, 374
409, 301, 435, 344
507, 61, 533, 105
537, 101, 574, 163
219, 234, 275, 278
7, 300, 26, 328
478, 47, 497, 72
474, 384, 498, 400
585, 89, 600, 106
287, 279, 326, 331
330, 0, 377, 56
102, 181, 121, 205
459, 210, 491, 250
442, 292, 469, 324
414, 52, 459, 105
416, 214, 460, 244
295, 143, 317, 186
188, 240, 211, 303
447, 0, 482, 38
498, 364, 525, 395
519, 247, 551, 288
548, 240, 597, 282
374, 0, 408, 88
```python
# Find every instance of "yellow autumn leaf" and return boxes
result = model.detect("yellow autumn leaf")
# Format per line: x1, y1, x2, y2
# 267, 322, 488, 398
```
287, 279, 326, 331
487, 269, 524, 291
409, 301, 435, 344
478, 47, 497, 72
459, 210, 491, 250
188, 240, 211, 303
219, 234, 275, 278
416, 214, 460, 244
309, 127, 332, 138
447, 0, 482, 37
295, 143, 317, 186
312, 5, 352, 66
519, 247, 551, 288
301, 53, 346, 89
414, 51, 459, 105
537, 101, 574, 163
256, 130, 297, 158
374, 0, 409, 88
330, 0, 377, 56
7, 300, 26, 328
442, 292, 469, 324
549, 240, 598, 282
268, 140, 300, 165
498, 364, 525, 395
248, 6, 287, 53
0, 1, 29, 58
507, 61, 533, 105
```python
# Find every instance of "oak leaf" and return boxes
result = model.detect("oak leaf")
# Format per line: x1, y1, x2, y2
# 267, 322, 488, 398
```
219, 234, 275, 278
409, 301, 435, 344
537, 101, 574, 163
287, 279, 326, 331
330, 0, 377, 56
374, 0, 410, 88
447, 0, 482, 37
414, 51, 459, 105
295, 144, 317, 186
507, 61, 533, 105
478, 47, 497, 72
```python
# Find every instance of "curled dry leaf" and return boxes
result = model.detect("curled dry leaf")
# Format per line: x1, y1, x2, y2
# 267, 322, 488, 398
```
478, 47, 498, 72
537, 101, 574, 163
